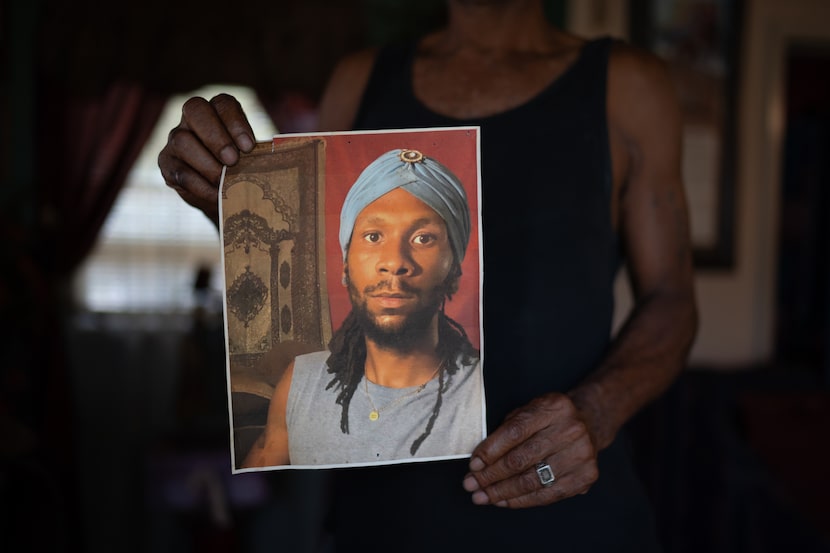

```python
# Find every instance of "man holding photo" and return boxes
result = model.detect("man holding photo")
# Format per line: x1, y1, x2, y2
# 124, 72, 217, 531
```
158, 0, 698, 549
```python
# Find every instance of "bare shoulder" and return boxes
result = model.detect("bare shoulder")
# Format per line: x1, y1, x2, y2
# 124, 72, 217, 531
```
274, 359, 295, 407
608, 41, 673, 85
264, 357, 295, 434
605, 41, 685, 231
607, 41, 679, 127
317, 47, 380, 131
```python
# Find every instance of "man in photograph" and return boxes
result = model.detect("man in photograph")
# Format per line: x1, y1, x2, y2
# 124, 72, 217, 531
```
242, 147, 483, 467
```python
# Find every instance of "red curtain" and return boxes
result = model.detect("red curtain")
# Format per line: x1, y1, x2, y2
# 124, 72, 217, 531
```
18, 2, 364, 548
37, 82, 169, 276
1, 81, 169, 550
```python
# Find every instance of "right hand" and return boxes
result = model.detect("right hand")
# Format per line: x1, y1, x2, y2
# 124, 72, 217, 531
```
158, 94, 256, 225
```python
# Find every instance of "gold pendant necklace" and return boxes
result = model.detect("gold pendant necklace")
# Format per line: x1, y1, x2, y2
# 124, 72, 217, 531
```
363, 362, 443, 421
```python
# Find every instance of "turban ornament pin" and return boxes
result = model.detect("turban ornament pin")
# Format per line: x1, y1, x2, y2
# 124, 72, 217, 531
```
399, 149, 425, 163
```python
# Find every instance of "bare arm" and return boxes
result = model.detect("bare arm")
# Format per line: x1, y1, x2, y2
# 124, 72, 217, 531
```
317, 48, 378, 131
571, 44, 698, 450
242, 362, 294, 468
463, 44, 698, 509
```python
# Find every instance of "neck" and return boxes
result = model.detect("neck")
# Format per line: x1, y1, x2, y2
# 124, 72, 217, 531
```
443, 0, 554, 53
364, 333, 441, 388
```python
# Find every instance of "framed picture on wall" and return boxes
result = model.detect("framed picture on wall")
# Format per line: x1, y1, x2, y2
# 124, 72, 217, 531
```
630, 0, 743, 268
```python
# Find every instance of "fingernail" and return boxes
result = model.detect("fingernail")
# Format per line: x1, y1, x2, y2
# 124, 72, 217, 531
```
472, 491, 489, 505
220, 145, 237, 165
469, 456, 485, 471
462, 475, 479, 492
237, 134, 254, 152
495, 500, 508, 508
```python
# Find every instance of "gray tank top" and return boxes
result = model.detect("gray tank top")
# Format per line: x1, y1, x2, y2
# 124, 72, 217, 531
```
286, 350, 484, 466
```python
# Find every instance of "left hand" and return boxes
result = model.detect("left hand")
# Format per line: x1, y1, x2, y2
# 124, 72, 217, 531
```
462, 392, 599, 508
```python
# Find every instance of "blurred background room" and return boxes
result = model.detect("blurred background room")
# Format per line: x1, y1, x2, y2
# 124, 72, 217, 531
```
2, 0, 829, 551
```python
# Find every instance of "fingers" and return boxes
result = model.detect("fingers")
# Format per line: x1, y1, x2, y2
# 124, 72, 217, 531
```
465, 438, 598, 508
158, 136, 222, 225
468, 393, 574, 480
159, 154, 222, 222
162, 125, 224, 185
501, 458, 597, 509
158, 94, 256, 225
462, 393, 598, 509
182, 94, 256, 164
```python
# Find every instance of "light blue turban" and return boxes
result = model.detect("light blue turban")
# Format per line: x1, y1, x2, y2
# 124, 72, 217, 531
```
339, 149, 472, 264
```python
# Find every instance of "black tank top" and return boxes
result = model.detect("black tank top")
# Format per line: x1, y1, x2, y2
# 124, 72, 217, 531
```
354, 38, 620, 426
327, 38, 661, 552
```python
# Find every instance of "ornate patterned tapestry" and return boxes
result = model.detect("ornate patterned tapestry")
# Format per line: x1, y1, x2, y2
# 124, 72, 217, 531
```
221, 139, 331, 402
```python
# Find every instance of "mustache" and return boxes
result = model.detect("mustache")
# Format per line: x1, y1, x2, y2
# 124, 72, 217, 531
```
363, 279, 419, 295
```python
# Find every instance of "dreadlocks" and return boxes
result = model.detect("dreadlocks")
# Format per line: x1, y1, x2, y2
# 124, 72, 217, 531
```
324, 309, 478, 455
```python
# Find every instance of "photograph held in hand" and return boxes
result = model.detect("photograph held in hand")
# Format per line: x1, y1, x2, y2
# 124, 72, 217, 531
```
219, 127, 485, 471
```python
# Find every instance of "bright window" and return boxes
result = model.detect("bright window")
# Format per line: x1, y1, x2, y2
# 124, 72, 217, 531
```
74, 85, 278, 314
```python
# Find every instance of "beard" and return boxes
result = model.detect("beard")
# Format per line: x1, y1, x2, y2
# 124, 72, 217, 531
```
346, 276, 451, 352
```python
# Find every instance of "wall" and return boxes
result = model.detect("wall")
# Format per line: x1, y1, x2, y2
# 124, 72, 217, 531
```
570, 0, 830, 368
695, 0, 830, 366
